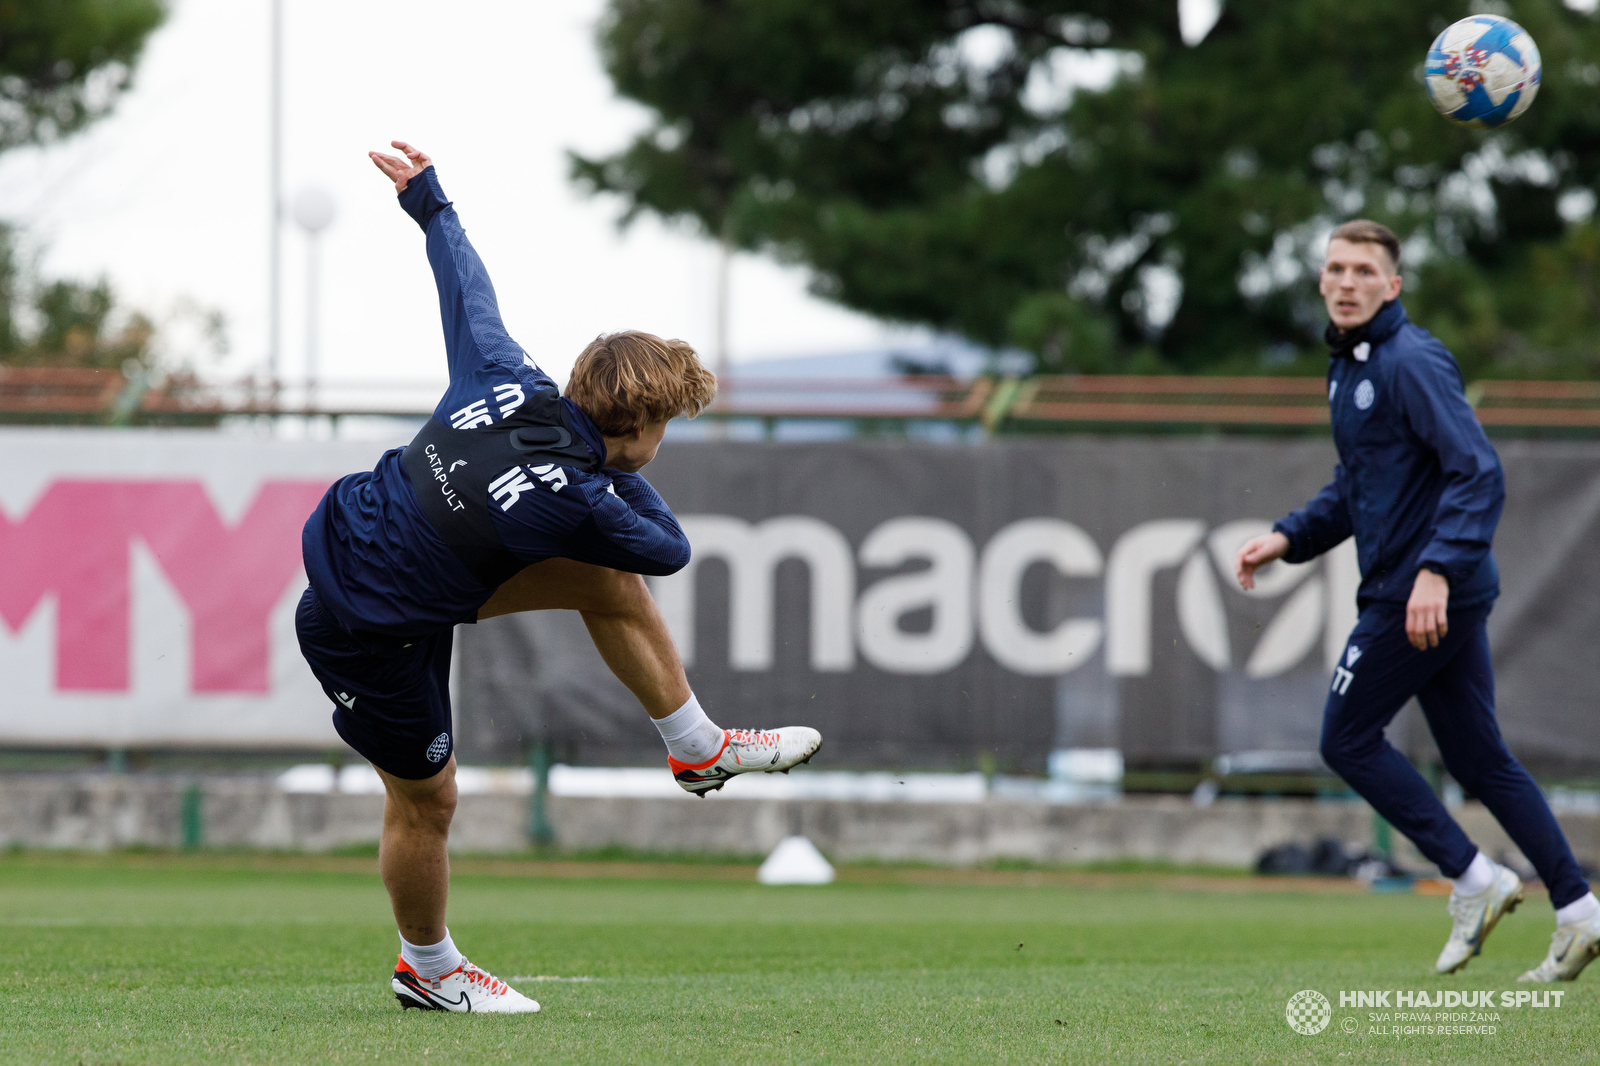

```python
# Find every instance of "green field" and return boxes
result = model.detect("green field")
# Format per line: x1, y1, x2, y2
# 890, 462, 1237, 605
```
3, 852, 1593, 1064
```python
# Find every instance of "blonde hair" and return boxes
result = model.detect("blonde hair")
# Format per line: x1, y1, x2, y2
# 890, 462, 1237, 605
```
565, 330, 718, 436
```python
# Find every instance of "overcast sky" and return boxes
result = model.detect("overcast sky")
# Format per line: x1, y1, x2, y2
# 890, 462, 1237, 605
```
13, 1, 1573, 390
0, 0, 914, 388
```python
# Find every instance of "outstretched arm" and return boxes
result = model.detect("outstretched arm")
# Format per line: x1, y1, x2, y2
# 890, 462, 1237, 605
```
370, 141, 545, 385
1237, 470, 1351, 591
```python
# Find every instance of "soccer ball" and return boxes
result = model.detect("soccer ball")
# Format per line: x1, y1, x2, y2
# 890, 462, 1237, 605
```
1425, 15, 1541, 129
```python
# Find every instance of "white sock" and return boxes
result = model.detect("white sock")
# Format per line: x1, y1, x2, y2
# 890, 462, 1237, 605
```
400, 929, 463, 980
1452, 851, 1496, 896
652, 694, 724, 763
1556, 892, 1600, 928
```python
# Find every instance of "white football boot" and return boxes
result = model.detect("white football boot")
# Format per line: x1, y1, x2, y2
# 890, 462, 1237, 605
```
1435, 861, 1524, 974
392, 956, 540, 1013
1518, 910, 1600, 982
669, 727, 822, 796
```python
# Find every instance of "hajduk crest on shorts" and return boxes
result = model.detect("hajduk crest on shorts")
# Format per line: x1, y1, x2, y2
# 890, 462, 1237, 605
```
1425, 15, 1541, 129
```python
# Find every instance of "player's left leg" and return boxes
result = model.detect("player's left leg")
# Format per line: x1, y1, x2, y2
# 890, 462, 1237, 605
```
478, 558, 821, 794
295, 589, 537, 1013
1319, 602, 1522, 973
375, 757, 457, 952
1319, 604, 1481, 875
1416, 620, 1600, 982
377, 760, 540, 1013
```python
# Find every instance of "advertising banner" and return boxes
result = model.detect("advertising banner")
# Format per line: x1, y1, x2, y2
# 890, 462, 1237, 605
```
3, 428, 1593, 774
459, 438, 1600, 774
0, 427, 407, 748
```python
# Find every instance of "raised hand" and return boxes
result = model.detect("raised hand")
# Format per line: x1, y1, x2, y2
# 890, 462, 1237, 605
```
369, 140, 432, 194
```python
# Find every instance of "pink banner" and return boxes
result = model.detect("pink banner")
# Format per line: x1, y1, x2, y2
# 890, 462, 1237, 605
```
0, 428, 412, 747
0, 481, 327, 692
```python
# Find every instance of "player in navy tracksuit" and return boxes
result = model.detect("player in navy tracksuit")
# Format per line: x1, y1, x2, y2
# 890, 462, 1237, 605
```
1235, 221, 1599, 983
296, 142, 820, 1013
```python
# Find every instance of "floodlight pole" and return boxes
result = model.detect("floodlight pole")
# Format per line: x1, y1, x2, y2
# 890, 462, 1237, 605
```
715, 230, 731, 384
305, 231, 320, 412
268, 0, 283, 401
708, 218, 732, 440
292, 186, 337, 417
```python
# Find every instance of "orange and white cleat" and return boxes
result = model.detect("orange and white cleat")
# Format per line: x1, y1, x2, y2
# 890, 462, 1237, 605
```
669, 727, 822, 796
392, 956, 540, 1013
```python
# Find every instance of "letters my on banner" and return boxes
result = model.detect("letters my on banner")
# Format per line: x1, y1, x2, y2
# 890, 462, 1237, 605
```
0, 428, 409, 748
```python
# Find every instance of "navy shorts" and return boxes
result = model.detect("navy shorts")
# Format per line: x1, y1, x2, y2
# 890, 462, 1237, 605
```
294, 587, 455, 780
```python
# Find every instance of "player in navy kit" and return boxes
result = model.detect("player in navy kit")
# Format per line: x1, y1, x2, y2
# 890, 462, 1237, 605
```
296, 142, 821, 1013
1234, 220, 1599, 983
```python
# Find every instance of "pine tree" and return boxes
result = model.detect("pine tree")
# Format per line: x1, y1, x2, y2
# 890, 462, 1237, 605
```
0, 0, 166, 368
575, 1, 1600, 377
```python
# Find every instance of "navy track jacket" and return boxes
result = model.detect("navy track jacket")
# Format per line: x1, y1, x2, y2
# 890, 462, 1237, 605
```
301, 166, 691, 639
1273, 300, 1503, 609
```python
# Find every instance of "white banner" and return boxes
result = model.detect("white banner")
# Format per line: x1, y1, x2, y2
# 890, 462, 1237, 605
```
0, 427, 408, 747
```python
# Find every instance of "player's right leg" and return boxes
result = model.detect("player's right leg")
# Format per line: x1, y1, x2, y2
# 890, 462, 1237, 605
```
478, 559, 822, 794
479, 557, 689, 715
1414, 617, 1600, 981
1519, 905, 1600, 983
294, 588, 537, 1013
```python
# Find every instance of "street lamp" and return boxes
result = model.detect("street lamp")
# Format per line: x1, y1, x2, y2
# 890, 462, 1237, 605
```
291, 185, 336, 413
268, 0, 282, 391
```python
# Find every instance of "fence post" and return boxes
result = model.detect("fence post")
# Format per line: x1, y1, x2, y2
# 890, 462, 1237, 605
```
181, 782, 204, 851
528, 740, 555, 848
1372, 810, 1392, 861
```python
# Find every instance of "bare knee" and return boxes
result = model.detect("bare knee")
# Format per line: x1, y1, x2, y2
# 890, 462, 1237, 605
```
383, 764, 458, 835
391, 789, 455, 837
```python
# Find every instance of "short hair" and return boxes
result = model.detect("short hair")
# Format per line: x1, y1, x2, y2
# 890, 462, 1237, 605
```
1328, 220, 1401, 270
565, 330, 718, 436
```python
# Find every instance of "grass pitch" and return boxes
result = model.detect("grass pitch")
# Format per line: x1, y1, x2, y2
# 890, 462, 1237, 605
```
3, 852, 1594, 1064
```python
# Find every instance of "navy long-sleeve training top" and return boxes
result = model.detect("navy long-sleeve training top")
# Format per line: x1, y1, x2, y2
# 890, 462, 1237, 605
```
1273, 299, 1503, 609
301, 166, 690, 639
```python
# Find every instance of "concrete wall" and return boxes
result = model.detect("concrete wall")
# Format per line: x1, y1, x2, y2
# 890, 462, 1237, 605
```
1, 774, 1594, 872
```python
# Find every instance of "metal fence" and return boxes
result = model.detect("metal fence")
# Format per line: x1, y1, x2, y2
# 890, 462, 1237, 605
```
7, 366, 1600, 435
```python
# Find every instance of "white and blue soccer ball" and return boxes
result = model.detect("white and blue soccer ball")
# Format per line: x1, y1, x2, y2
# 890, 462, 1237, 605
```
1425, 15, 1541, 129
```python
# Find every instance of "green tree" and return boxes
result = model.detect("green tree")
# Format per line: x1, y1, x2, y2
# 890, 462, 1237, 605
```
0, 221, 160, 370
0, 0, 167, 369
0, 0, 166, 149
576, 1, 1600, 377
